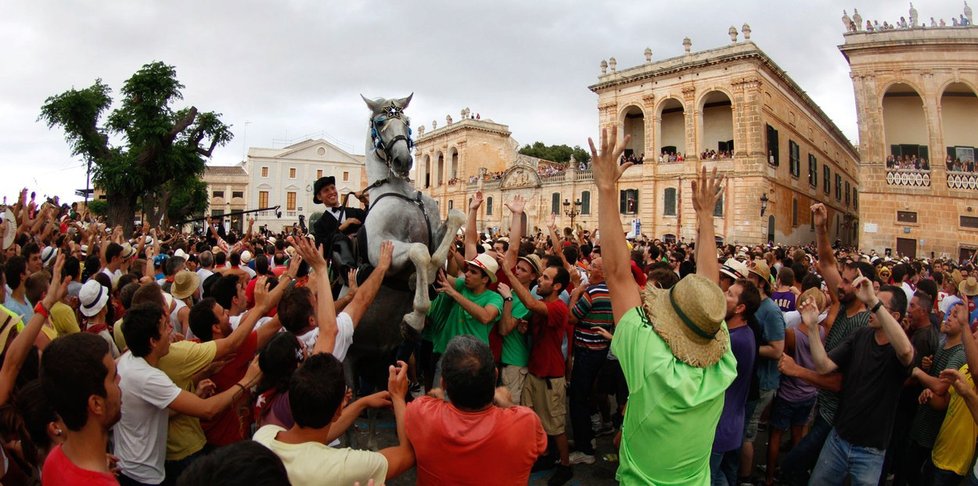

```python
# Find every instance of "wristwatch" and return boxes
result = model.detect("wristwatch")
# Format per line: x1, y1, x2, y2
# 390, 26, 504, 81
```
503, 297, 513, 302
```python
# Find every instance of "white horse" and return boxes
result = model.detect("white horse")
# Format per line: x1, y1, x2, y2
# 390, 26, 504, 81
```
358, 94, 464, 335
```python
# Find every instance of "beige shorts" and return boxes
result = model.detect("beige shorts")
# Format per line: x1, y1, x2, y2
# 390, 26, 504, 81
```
500, 365, 528, 406
522, 374, 566, 435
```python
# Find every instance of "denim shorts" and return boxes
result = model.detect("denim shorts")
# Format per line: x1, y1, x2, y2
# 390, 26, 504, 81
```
769, 395, 816, 430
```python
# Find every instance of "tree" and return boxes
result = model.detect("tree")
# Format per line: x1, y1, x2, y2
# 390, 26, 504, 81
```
40, 62, 232, 233
518, 142, 591, 166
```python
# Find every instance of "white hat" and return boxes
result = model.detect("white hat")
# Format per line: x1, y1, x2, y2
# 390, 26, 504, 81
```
79, 280, 109, 317
120, 243, 136, 260
173, 248, 189, 260
40, 246, 59, 267
720, 258, 749, 281
465, 254, 500, 283
2, 208, 15, 250
241, 250, 254, 264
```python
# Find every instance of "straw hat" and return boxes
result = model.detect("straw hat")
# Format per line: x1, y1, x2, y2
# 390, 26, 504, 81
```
960, 277, 978, 298
466, 254, 499, 283
517, 254, 543, 276
720, 258, 749, 281
173, 248, 189, 260
952, 269, 965, 286
640, 274, 728, 368
171, 270, 201, 300
78, 280, 109, 317
2, 208, 16, 250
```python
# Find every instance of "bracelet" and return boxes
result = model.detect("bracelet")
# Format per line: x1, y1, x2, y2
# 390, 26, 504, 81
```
503, 297, 513, 302
870, 300, 884, 314
34, 302, 50, 319
234, 383, 248, 394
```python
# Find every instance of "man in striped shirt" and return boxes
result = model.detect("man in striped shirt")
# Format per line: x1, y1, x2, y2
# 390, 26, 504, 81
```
566, 257, 613, 465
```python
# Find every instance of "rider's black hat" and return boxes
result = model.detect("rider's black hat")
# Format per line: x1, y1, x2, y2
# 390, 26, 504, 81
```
312, 176, 336, 204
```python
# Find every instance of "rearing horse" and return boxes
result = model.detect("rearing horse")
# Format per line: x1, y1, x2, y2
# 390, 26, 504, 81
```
346, 94, 464, 376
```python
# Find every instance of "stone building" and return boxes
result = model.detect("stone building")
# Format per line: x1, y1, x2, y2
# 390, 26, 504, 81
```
247, 139, 365, 233
414, 30, 860, 246
841, 25, 978, 260
202, 163, 250, 233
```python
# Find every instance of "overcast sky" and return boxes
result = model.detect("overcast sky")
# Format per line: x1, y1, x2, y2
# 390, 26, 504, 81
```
1, 0, 968, 203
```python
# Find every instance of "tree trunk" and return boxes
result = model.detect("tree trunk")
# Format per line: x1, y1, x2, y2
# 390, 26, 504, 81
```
106, 192, 137, 235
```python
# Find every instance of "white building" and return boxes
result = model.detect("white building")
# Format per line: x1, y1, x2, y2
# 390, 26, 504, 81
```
247, 139, 366, 233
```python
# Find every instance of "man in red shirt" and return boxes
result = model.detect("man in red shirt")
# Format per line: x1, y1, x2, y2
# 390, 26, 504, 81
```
500, 262, 573, 485
406, 335, 547, 485
40, 332, 121, 485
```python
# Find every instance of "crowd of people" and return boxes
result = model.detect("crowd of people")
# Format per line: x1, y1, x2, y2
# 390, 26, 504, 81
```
2, 129, 978, 486
948, 156, 978, 173
660, 150, 686, 163
887, 154, 931, 171
701, 149, 733, 161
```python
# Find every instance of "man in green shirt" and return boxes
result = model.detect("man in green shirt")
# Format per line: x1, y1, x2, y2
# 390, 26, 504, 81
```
432, 253, 504, 384
591, 128, 737, 485
495, 195, 538, 405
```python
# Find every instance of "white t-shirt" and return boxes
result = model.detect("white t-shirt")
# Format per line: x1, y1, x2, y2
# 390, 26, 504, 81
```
101, 267, 122, 289
115, 352, 182, 484
253, 424, 387, 486
229, 313, 274, 332
196, 268, 214, 282
170, 299, 187, 336
901, 281, 915, 312
295, 312, 355, 362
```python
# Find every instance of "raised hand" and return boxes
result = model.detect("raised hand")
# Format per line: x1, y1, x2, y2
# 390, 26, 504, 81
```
294, 236, 327, 271
811, 203, 828, 228
690, 166, 724, 216
377, 240, 394, 271
587, 126, 632, 191
388, 360, 409, 400
799, 299, 820, 327
851, 269, 877, 306
469, 191, 484, 210
360, 390, 393, 409
505, 195, 526, 214
41, 253, 69, 310
497, 283, 512, 299
548, 213, 557, 230
253, 277, 272, 311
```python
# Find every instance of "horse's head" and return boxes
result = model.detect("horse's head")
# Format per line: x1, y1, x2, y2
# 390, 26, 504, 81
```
362, 94, 414, 179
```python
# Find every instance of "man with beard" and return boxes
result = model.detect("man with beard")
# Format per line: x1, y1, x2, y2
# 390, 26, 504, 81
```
779, 203, 876, 485
500, 262, 572, 485
40, 333, 122, 485
711, 278, 761, 484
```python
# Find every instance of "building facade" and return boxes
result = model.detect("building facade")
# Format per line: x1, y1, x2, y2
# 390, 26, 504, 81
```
246, 139, 365, 233
202, 163, 250, 233
841, 26, 978, 261
413, 31, 860, 246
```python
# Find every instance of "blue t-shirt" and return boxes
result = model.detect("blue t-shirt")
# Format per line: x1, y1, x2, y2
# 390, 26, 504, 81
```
755, 297, 786, 391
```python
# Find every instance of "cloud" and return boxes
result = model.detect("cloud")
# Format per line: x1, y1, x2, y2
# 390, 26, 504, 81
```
0, 0, 968, 203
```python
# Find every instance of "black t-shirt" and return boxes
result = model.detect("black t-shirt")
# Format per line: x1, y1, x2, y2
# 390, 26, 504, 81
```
830, 327, 913, 449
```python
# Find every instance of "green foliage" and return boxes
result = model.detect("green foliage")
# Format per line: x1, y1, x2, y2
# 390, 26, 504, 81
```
87, 199, 108, 216
166, 177, 209, 223
518, 142, 591, 165
40, 61, 232, 231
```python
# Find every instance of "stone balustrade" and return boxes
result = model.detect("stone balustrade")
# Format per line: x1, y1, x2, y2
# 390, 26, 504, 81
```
885, 168, 931, 187
947, 170, 978, 190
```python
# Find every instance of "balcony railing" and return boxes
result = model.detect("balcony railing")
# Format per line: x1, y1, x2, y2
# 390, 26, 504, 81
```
885, 169, 930, 187
575, 169, 593, 181
948, 170, 978, 190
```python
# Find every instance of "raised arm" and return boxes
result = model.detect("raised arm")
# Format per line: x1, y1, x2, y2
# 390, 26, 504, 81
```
956, 303, 978, 380
855, 271, 914, 366
500, 265, 547, 316
495, 283, 521, 336
0, 254, 68, 406
800, 299, 839, 374
170, 357, 262, 420
214, 277, 273, 359
812, 203, 842, 294
434, 272, 499, 325
343, 241, 393, 326
691, 167, 724, 283
589, 127, 639, 322
294, 237, 337, 355
503, 196, 526, 271
464, 191, 483, 261
547, 214, 581, 288
379, 361, 415, 480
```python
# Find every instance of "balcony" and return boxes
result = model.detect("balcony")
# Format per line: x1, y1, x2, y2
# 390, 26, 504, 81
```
885, 168, 931, 187
947, 170, 978, 190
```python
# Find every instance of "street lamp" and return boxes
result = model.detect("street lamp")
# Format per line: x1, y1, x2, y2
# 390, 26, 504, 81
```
759, 193, 769, 217
563, 198, 582, 227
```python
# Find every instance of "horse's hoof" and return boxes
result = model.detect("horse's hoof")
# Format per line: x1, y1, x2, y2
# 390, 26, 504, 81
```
403, 312, 425, 333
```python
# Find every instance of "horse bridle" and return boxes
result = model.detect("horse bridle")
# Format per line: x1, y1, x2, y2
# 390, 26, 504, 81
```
369, 102, 414, 177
